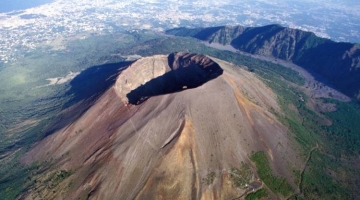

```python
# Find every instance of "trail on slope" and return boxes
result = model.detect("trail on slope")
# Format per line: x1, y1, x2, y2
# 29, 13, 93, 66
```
287, 143, 319, 200
299, 143, 319, 193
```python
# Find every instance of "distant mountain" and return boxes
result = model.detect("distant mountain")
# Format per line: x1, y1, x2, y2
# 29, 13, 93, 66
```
166, 25, 360, 100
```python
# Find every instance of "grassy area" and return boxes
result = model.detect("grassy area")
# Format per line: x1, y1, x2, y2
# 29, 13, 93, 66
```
44, 170, 72, 190
257, 65, 358, 199
203, 172, 216, 186
321, 99, 360, 156
301, 150, 350, 199
250, 152, 294, 197
0, 159, 44, 200
245, 189, 267, 200
229, 162, 253, 189
257, 68, 356, 199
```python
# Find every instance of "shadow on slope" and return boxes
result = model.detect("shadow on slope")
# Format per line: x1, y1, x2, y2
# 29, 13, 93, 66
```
0, 61, 133, 200
127, 54, 223, 105
45, 61, 133, 135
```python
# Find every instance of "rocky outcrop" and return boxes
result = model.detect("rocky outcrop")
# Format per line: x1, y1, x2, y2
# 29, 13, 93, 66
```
114, 54, 169, 103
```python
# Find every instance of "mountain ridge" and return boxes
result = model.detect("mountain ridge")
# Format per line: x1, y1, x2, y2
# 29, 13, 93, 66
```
166, 25, 360, 100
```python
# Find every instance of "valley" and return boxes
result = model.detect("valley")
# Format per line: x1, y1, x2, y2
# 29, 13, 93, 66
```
203, 41, 350, 116
167, 25, 360, 101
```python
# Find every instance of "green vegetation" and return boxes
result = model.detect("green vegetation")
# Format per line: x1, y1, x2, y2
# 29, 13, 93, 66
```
254, 66, 356, 199
229, 162, 252, 189
301, 150, 350, 199
203, 172, 216, 186
288, 195, 304, 200
245, 189, 267, 200
250, 152, 294, 197
265, 77, 319, 150
293, 169, 301, 187
44, 170, 72, 189
321, 99, 360, 155
254, 69, 355, 199
301, 33, 327, 50
1, 159, 45, 200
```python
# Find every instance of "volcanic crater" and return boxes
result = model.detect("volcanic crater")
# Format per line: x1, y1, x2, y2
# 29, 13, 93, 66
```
116, 52, 223, 105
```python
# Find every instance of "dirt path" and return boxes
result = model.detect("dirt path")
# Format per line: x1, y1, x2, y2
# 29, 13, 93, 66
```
231, 181, 263, 200
231, 189, 250, 200
286, 143, 319, 200
299, 143, 319, 193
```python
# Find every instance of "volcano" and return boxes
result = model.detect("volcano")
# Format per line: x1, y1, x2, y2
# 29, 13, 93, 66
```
23, 52, 298, 199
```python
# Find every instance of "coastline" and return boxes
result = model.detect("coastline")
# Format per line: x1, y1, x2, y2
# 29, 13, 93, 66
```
0, 0, 53, 13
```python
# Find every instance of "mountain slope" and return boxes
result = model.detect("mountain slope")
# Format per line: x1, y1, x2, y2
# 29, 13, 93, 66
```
22, 53, 298, 199
166, 25, 360, 100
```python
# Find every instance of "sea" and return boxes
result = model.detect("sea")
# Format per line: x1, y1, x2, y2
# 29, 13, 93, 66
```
0, 0, 53, 13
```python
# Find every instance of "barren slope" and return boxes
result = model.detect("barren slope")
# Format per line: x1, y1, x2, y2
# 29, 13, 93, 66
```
23, 53, 298, 200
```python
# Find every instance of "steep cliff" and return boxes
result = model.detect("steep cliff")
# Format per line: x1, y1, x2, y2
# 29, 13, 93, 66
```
166, 25, 360, 100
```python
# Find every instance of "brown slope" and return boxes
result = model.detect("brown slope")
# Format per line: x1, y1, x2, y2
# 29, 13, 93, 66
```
23, 53, 299, 200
